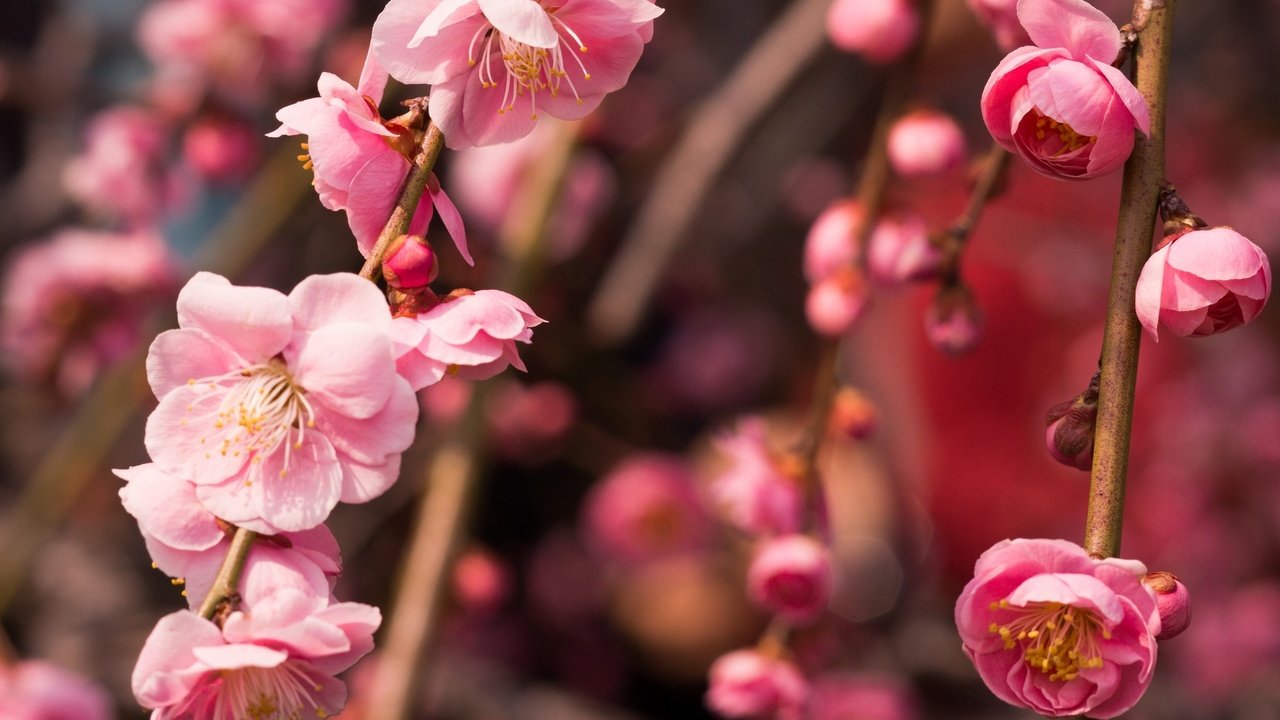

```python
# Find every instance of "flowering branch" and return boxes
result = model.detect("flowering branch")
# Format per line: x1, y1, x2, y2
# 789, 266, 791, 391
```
196, 529, 258, 620
358, 120, 447, 282
1084, 0, 1176, 559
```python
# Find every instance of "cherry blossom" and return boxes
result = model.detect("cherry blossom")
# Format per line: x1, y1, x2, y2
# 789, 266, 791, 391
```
705, 649, 808, 720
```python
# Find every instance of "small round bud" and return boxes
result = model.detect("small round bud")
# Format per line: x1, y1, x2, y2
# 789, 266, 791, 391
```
829, 387, 877, 439
452, 547, 512, 614
888, 109, 968, 177
804, 199, 861, 282
1142, 571, 1191, 640
924, 284, 982, 356
382, 234, 439, 290
826, 0, 919, 64
747, 535, 835, 624
806, 269, 870, 337
866, 211, 940, 285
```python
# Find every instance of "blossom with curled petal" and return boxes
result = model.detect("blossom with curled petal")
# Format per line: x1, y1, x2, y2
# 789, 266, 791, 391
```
955, 538, 1161, 718
144, 272, 417, 533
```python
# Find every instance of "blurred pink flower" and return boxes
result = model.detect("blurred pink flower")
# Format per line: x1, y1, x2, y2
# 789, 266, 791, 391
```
826, 0, 918, 64
705, 649, 808, 720
710, 417, 804, 537
955, 538, 1161, 719
371, 0, 664, 149
269, 65, 470, 264
144, 272, 417, 533
1135, 226, 1271, 340
132, 590, 379, 719
804, 199, 861, 283
63, 106, 180, 225
1, 229, 176, 397
966, 0, 1030, 50
116, 463, 342, 609
582, 454, 709, 564
0, 660, 114, 720
809, 673, 919, 720
980, 0, 1148, 180
887, 109, 967, 177
747, 535, 834, 623
865, 210, 938, 285
452, 546, 513, 613
389, 289, 544, 390
806, 269, 870, 337
486, 380, 577, 461
182, 115, 259, 183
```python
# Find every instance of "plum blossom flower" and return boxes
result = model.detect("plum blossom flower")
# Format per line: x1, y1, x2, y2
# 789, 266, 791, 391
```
269, 60, 471, 263
183, 115, 260, 183
581, 454, 709, 564
955, 538, 1161, 718
371, 0, 665, 149
705, 649, 809, 720
967, 0, 1030, 50
710, 417, 804, 537
981, 0, 1149, 180
0, 660, 115, 720
1, 229, 177, 397
887, 109, 968, 177
747, 535, 834, 623
1134, 226, 1271, 340
826, 0, 919, 64
389, 289, 544, 390
117, 463, 342, 608
63, 106, 181, 225
144, 272, 418, 533
132, 589, 379, 719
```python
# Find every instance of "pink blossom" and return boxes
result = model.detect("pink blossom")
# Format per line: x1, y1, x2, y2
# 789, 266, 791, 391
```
581, 454, 709, 564
0, 660, 114, 720
747, 535, 834, 623
63, 106, 180, 225
388, 289, 544, 390
955, 538, 1161, 719
924, 284, 983, 356
980, 0, 1149, 180
1, 229, 176, 397
804, 199, 861, 283
143, 272, 418, 533
371, 0, 664, 149
710, 417, 804, 537
1134, 226, 1271, 340
269, 64, 471, 264
486, 380, 577, 461
116, 463, 342, 608
183, 115, 259, 183
452, 546, 512, 613
826, 0, 919, 64
1142, 571, 1191, 640
887, 109, 968, 177
806, 269, 870, 337
866, 211, 939, 285
705, 649, 808, 720
809, 673, 919, 720
132, 589, 379, 719
967, 0, 1030, 50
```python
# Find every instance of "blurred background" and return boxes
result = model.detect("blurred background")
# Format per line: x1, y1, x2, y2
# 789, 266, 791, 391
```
1, 0, 1279, 717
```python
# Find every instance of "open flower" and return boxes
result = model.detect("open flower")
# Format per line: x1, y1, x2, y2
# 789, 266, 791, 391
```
955, 538, 1161, 718
132, 589, 379, 719
1135, 226, 1271, 340
705, 649, 809, 720
144, 272, 418, 533
0, 660, 114, 720
710, 417, 804, 537
371, 0, 664, 148
980, 0, 1148, 180
269, 58, 470, 264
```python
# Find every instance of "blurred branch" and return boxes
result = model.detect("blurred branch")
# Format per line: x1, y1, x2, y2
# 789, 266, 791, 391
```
0, 144, 311, 616
1085, 0, 1175, 558
935, 143, 1011, 281
586, 0, 832, 344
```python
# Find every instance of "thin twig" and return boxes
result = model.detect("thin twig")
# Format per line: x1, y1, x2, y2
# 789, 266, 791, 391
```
585, 0, 832, 344
359, 123, 447, 282
197, 529, 257, 620
1084, 0, 1176, 558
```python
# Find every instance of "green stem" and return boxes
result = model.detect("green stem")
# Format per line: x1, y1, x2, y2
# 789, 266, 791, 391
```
198, 529, 258, 620
359, 123, 447, 282
1084, 0, 1176, 558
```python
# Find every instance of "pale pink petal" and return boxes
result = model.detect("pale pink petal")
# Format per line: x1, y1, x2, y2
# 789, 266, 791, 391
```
238, 545, 336, 607
194, 476, 276, 535
340, 453, 402, 504
314, 375, 417, 464
116, 464, 223, 551
1082, 95, 1138, 176
288, 272, 392, 335
316, 73, 393, 137
1166, 227, 1266, 281
1163, 269, 1228, 311
478, 0, 557, 47
175, 272, 292, 361
1158, 306, 1209, 336
145, 386, 249, 482
192, 644, 288, 670
132, 611, 222, 707
308, 604, 383, 674
435, 70, 539, 149
373, 0, 486, 85
269, 97, 330, 137
557, 0, 665, 29
289, 525, 344, 576
427, 178, 473, 265
420, 330, 507, 365
980, 46, 1067, 145
1017, 0, 1122, 62
1008, 573, 1125, 624
289, 324, 395, 419
409, 0, 475, 46
145, 328, 243, 399
395, 349, 448, 389
258, 433, 345, 531
357, 44, 391, 103
345, 150, 423, 257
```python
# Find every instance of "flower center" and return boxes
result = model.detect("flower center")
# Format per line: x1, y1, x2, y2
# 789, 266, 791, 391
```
216, 664, 333, 720
1030, 110, 1096, 156
467, 9, 591, 119
202, 357, 315, 477
988, 599, 1110, 682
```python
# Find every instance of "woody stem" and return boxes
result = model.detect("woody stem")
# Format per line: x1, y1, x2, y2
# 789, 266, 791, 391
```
359, 123, 447, 282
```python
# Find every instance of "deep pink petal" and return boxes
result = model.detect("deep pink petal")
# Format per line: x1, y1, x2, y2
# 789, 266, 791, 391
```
344, 151, 421, 256
175, 272, 292, 361
1026, 59, 1113, 135
980, 46, 1067, 146
1134, 245, 1168, 340
1163, 268, 1228, 312
1089, 58, 1149, 133
433, 69, 539, 149
1008, 573, 1125, 624
1166, 227, 1266, 280
969, 647, 1026, 709
1017, 0, 1122, 62
1082, 94, 1138, 177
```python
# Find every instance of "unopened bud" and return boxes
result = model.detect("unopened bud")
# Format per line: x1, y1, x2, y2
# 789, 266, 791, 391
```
888, 109, 968, 177
924, 283, 982, 356
382, 234, 438, 290
806, 268, 870, 337
1142, 571, 1191, 639
829, 387, 877, 439
1045, 374, 1099, 471
867, 211, 940, 285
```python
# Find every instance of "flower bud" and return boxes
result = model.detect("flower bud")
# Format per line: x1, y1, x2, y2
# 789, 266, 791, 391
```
826, 0, 919, 64
804, 199, 861, 282
806, 269, 870, 337
924, 284, 982, 356
452, 547, 511, 614
866, 211, 940, 285
829, 387, 877, 440
888, 109, 968, 177
382, 234, 439, 290
1045, 400, 1097, 471
705, 649, 809, 719
747, 535, 834, 624
1142, 571, 1191, 640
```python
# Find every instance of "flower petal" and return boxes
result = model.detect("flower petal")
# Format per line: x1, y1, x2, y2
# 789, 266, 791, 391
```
289, 323, 396, 419
288, 273, 392, 335
477, 0, 557, 47
146, 328, 243, 399
1017, 0, 1122, 63
175, 272, 292, 362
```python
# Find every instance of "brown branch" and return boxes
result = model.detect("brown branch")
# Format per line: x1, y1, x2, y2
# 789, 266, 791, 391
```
197, 528, 257, 620
359, 122, 446, 282
1084, 0, 1176, 558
